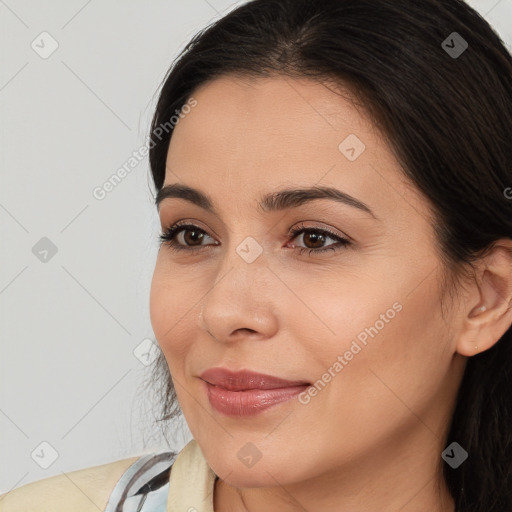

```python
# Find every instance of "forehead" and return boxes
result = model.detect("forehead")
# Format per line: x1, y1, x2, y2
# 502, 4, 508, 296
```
163, 75, 431, 225
170, 75, 374, 159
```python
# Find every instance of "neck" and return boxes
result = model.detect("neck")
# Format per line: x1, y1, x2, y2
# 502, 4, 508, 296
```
214, 426, 456, 512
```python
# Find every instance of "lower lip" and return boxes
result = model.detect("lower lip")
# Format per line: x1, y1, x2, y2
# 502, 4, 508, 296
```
203, 381, 310, 417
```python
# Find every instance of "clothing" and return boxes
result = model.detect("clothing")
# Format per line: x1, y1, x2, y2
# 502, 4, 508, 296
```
166, 439, 216, 512
105, 451, 177, 511
0, 439, 217, 512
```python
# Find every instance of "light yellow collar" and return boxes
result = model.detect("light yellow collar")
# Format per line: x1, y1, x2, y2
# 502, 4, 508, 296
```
167, 439, 217, 512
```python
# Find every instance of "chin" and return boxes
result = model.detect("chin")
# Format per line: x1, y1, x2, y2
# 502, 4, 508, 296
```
207, 447, 305, 487
217, 464, 290, 489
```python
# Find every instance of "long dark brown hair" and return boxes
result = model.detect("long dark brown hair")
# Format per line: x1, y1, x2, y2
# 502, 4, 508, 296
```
144, 1, 512, 509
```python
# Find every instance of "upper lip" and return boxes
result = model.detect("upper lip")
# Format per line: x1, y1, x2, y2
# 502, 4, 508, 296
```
200, 367, 310, 391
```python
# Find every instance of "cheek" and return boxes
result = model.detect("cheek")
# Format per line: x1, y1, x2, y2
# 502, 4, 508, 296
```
149, 258, 198, 360
283, 267, 397, 364
315, 272, 448, 436
293, 256, 444, 387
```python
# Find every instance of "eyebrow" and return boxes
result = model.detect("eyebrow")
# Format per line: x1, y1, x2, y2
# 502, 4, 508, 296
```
155, 183, 377, 219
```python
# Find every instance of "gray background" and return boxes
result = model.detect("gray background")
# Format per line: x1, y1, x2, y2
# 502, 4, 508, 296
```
0, 0, 511, 493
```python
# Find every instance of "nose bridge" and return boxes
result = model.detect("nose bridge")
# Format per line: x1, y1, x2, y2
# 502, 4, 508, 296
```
212, 221, 270, 294
198, 234, 276, 340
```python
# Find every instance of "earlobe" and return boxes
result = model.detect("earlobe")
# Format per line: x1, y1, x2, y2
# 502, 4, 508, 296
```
469, 304, 487, 318
455, 241, 512, 357
466, 306, 486, 355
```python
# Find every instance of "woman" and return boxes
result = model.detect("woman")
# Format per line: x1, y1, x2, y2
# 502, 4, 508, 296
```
2, 0, 511, 510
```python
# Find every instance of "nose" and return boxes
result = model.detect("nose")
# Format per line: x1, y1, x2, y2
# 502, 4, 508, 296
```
198, 248, 279, 344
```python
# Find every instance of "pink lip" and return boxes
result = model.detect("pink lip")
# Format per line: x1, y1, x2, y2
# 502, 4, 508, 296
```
199, 367, 310, 417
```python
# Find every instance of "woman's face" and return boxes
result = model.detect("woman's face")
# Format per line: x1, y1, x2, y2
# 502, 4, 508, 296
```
150, 75, 466, 488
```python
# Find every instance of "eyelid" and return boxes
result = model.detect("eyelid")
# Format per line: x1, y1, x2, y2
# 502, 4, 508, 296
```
286, 220, 351, 243
160, 217, 221, 238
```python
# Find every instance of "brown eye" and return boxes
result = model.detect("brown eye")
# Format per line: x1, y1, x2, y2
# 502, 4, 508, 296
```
301, 231, 327, 249
180, 227, 206, 246
159, 223, 217, 251
159, 221, 350, 257
289, 223, 351, 256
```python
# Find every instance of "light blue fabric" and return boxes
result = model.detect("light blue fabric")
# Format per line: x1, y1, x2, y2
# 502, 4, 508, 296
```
121, 483, 169, 512
104, 452, 176, 512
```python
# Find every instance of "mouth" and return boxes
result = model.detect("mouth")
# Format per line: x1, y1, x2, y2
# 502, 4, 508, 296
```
199, 367, 311, 417
199, 367, 311, 391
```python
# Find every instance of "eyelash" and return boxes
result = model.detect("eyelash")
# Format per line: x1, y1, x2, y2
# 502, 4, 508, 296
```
158, 221, 350, 257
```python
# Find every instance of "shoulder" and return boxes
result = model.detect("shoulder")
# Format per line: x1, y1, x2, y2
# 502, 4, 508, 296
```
0, 455, 141, 512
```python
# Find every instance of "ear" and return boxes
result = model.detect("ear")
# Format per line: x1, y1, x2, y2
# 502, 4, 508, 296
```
456, 239, 512, 357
